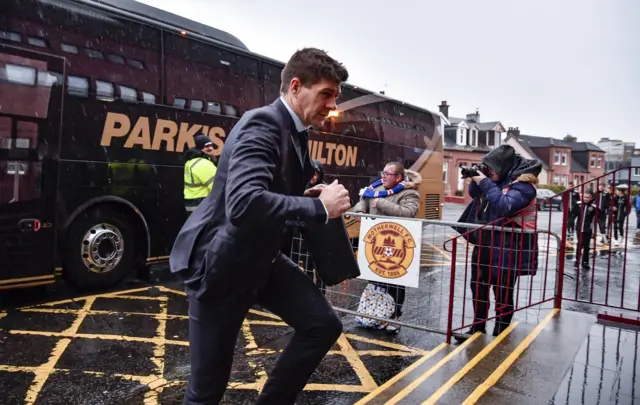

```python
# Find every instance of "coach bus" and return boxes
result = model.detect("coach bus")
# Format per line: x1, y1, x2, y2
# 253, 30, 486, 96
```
0, 0, 445, 291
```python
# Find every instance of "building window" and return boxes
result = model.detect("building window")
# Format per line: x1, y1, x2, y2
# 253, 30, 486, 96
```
553, 175, 560, 185
457, 128, 466, 145
561, 152, 567, 165
634, 168, 640, 177
596, 156, 602, 168
443, 162, 448, 183
554, 151, 561, 164
590, 155, 596, 167
561, 175, 568, 186
470, 130, 478, 147
173, 98, 186, 108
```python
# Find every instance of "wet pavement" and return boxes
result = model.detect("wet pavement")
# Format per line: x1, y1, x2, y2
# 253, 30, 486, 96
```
1, 203, 639, 404
0, 281, 434, 405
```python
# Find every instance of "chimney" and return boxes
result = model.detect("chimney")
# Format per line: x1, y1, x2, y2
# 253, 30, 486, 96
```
379, 90, 385, 95
507, 126, 520, 137
466, 109, 480, 123
438, 100, 449, 118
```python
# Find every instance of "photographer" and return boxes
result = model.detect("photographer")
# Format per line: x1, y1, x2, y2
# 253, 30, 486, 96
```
455, 145, 542, 342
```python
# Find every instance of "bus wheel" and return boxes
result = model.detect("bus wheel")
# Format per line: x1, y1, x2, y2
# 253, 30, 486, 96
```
64, 208, 135, 290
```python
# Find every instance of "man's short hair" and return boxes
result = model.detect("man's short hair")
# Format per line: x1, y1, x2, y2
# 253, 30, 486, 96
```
385, 162, 405, 177
280, 48, 349, 94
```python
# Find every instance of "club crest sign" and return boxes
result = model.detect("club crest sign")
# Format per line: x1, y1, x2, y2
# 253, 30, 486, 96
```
357, 218, 422, 288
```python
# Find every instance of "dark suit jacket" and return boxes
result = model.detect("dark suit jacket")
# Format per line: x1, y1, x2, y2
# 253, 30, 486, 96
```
169, 98, 327, 301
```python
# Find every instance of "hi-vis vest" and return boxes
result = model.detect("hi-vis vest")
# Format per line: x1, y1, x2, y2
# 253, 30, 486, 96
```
184, 157, 217, 200
503, 181, 537, 230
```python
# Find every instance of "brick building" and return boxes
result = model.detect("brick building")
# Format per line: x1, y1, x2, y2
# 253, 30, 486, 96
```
504, 128, 605, 187
438, 101, 505, 198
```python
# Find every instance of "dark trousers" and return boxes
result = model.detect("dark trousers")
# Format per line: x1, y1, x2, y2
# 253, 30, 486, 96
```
637, 210, 640, 229
185, 198, 205, 215
470, 247, 518, 333
576, 231, 592, 264
597, 213, 608, 241
184, 257, 342, 405
370, 282, 406, 318
614, 217, 625, 240
567, 210, 576, 234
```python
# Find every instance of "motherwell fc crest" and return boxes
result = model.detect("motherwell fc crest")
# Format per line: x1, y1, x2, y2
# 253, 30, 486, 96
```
363, 222, 416, 279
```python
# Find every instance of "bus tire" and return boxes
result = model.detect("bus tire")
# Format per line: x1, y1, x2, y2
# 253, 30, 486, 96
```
64, 206, 135, 291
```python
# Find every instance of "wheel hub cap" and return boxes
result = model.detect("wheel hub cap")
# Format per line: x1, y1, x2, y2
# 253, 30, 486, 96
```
81, 223, 124, 273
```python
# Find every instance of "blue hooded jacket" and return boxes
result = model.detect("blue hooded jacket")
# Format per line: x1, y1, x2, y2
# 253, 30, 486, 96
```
458, 151, 542, 279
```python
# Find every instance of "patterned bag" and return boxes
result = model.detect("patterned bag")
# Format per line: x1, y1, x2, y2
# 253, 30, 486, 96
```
355, 284, 396, 330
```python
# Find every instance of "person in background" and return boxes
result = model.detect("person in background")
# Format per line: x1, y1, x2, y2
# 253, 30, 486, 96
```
612, 187, 629, 245
183, 134, 217, 213
573, 190, 596, 270
595, 183, 611, 245
567, 182, 580, 239
456, 145, 541, 341
350, 161, 422, 334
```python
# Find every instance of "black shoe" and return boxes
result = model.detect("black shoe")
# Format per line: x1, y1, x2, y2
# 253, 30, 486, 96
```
582, 262, 590, 270
454, 327, 486, 343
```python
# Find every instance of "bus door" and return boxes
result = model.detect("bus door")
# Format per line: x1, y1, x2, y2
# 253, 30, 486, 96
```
0, 43, 64, 288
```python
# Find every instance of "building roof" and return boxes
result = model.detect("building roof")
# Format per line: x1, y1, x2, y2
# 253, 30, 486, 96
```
571, 158, 588, 173
517, 134, 572, 148
504, 134, 549, 170
568, 142, 605, 152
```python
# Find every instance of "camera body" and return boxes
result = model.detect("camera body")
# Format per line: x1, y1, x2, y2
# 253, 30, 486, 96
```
460, 162, 489, 179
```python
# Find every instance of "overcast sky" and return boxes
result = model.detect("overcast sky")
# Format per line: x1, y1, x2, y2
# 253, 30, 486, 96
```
141, 0, 639, 144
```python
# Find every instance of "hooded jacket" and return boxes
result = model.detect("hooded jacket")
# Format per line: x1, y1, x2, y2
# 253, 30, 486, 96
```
459, 154, 542, 278
350, 169, 422, 218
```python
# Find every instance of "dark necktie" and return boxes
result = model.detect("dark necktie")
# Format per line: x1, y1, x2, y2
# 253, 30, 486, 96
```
298, 128, 309, 162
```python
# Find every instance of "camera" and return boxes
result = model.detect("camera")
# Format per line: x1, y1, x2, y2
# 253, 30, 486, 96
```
460, 163, 489, 179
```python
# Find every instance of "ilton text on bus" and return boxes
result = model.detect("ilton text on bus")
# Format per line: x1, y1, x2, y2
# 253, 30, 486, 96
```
100, 112, 359, 167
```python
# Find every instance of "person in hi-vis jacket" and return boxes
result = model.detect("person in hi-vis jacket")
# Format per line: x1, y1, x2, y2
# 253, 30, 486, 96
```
183, 134, 217, 213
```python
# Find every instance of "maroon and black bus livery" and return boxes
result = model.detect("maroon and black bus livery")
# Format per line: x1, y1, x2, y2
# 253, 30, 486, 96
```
0, 0, 444, 291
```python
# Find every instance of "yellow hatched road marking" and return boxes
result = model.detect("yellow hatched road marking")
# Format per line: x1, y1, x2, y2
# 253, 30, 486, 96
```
461, 308, 559, 404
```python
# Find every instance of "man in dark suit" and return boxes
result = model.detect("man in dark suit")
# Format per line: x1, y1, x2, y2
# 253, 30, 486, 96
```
169, 48, 351, 405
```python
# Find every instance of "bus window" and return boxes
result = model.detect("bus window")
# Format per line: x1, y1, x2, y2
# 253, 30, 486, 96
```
190, 100, 203, 112
173, 97, 186, 108
96, 80, 115, 100
119, 85, 137, 102
68, 76, 89, 97
142, 92, 156, 104
206, 101, 222, 114
224, 104, 238, 117
4, 64, 37, 85
61, 43, 78, 54
107, 54, 125, 65
27, 37, 47, 48
127, 59, 145, 70
0, 31, 21, 42
85, 49, 104, 60
37, 71, 60, 87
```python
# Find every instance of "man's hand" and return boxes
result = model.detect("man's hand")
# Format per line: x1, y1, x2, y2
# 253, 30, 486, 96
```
304, 184, 326, 197
319, 180, 351, 219
371, 198, 378, 208
471, 171, 486, 183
